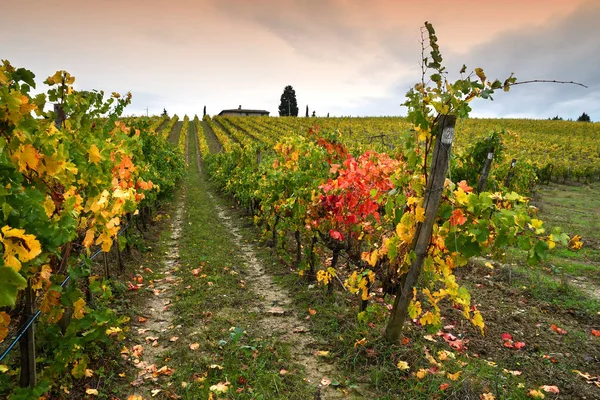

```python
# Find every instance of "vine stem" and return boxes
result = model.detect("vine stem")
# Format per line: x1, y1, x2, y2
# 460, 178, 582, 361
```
508, 79, 587, 89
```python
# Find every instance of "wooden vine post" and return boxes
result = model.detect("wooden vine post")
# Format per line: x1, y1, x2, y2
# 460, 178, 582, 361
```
503, 158, 517, 188
477, 149, 495, 193
385, 115, 456, 343
19, 281, 36, 387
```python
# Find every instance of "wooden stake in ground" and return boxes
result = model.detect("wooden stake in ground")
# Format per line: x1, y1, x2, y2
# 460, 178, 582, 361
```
477, 149, 495, 193
385, 115, 456, 343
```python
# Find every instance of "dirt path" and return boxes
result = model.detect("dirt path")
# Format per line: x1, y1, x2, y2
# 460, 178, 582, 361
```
192, 131, 352, 399
167, 121, 183, 144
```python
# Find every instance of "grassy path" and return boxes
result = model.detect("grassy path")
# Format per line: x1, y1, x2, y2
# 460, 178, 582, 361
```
124, 128, 357, 399
167, 121, 183, 145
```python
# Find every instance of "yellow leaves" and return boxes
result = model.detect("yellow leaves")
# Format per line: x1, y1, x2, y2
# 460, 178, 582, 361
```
568, 235, 583, 250
528, 219, 545, 235
480, 393, 496, 400
527, 389, 545, 398
408, 300, 422, 319
447, 371, 461, 381
40, 289, 63, 323
86, 388, 99, 396
354, 337, 367, 348
105, 327, 122, 336
83, 229, 95, 248
73, 298, 86, 319
396, 361, 410, 371
88, 144, 102, 164
316, 269, 333, 286
209, 381, 230, 394
361, 249, 379, 267
416, 368, 428, 379
453, 187, 470, 206
11, 144, 41, 172
415, 206, 425, 223
419, 311, 440, 326
43, 196, 55, 218
0, 226, 42, 271
471, 310, 485, 335
0, 312, 10, 342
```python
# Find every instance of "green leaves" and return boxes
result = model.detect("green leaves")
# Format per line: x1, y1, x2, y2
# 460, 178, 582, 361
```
0, 266, 27, 307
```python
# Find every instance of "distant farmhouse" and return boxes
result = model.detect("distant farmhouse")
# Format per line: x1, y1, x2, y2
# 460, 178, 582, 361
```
218, 105, 269, 117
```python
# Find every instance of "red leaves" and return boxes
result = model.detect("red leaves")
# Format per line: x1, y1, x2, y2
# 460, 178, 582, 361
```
449, 209, 467, 226
592, 329, 600, 337
314, 152, 401, 241
329, 230, 344, 241
439, 331, 467, 351
550, 324, 567, 335
458, 180, 473, 193
502, 333, 525, 349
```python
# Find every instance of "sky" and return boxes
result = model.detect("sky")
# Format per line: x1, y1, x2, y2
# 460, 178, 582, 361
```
2, 0, 598, 120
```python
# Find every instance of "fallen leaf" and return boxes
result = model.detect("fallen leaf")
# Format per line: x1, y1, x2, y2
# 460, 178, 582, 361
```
308, 308, 317, 315
416, 369, 428, 379
127, 396, 143, 400
480, 393, 496, 400
189, 342, 200, 351
503, 369, 522, 376
138, 316, 148, 323
315, 350, 330, 357
591, 329, 600, 337
151, 389, 162, 396
279, 368, 288, 375
397, 361, 410, 371
423, 335, 437, 342
540, 385, 559, 394
527, 389, 545, 398
86, 388, 99, 396
447, 371, 461, 381
354, 338, 367, 348
514, 341, 526, 349
209, 364, 223, 370
169, 336, 179, 342
440, 383, 450, 391
209, 381, 229, 393
320, 378, 331, 386
501, 332, 513, 341
550, 324, 567, 335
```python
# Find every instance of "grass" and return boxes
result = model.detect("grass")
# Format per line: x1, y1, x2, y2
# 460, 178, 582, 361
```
222, 186, 600, 399
135, 137, 314, 399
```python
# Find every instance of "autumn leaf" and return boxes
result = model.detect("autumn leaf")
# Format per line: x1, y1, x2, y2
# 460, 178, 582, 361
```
416, 369, 427, 379
480, 393, 495, 400
0, 312, 10, 342
88, 144, 102, 164
73, 298, 86, 319
354, 337, 367, 348
12, 144, 40, 172
415, 206, 426, 223
550, 324, 567, 335
568, 235, 583, 250
592, 329, 600, 337
397, 361, 410, 371
329, 230, 344, 241
540, 385, 559, 394
86, 388, 99, 396
0, 226, 43, 271
527, 389, 545, 398
210, 381, 229, 393
449, 209, 467, 226
458, 180, 473, 193
440, 383, 450, 391
447, 371, 461, 381
514, 341, 526, 349
189, 342, 200, 351
308, 308, 317, 315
